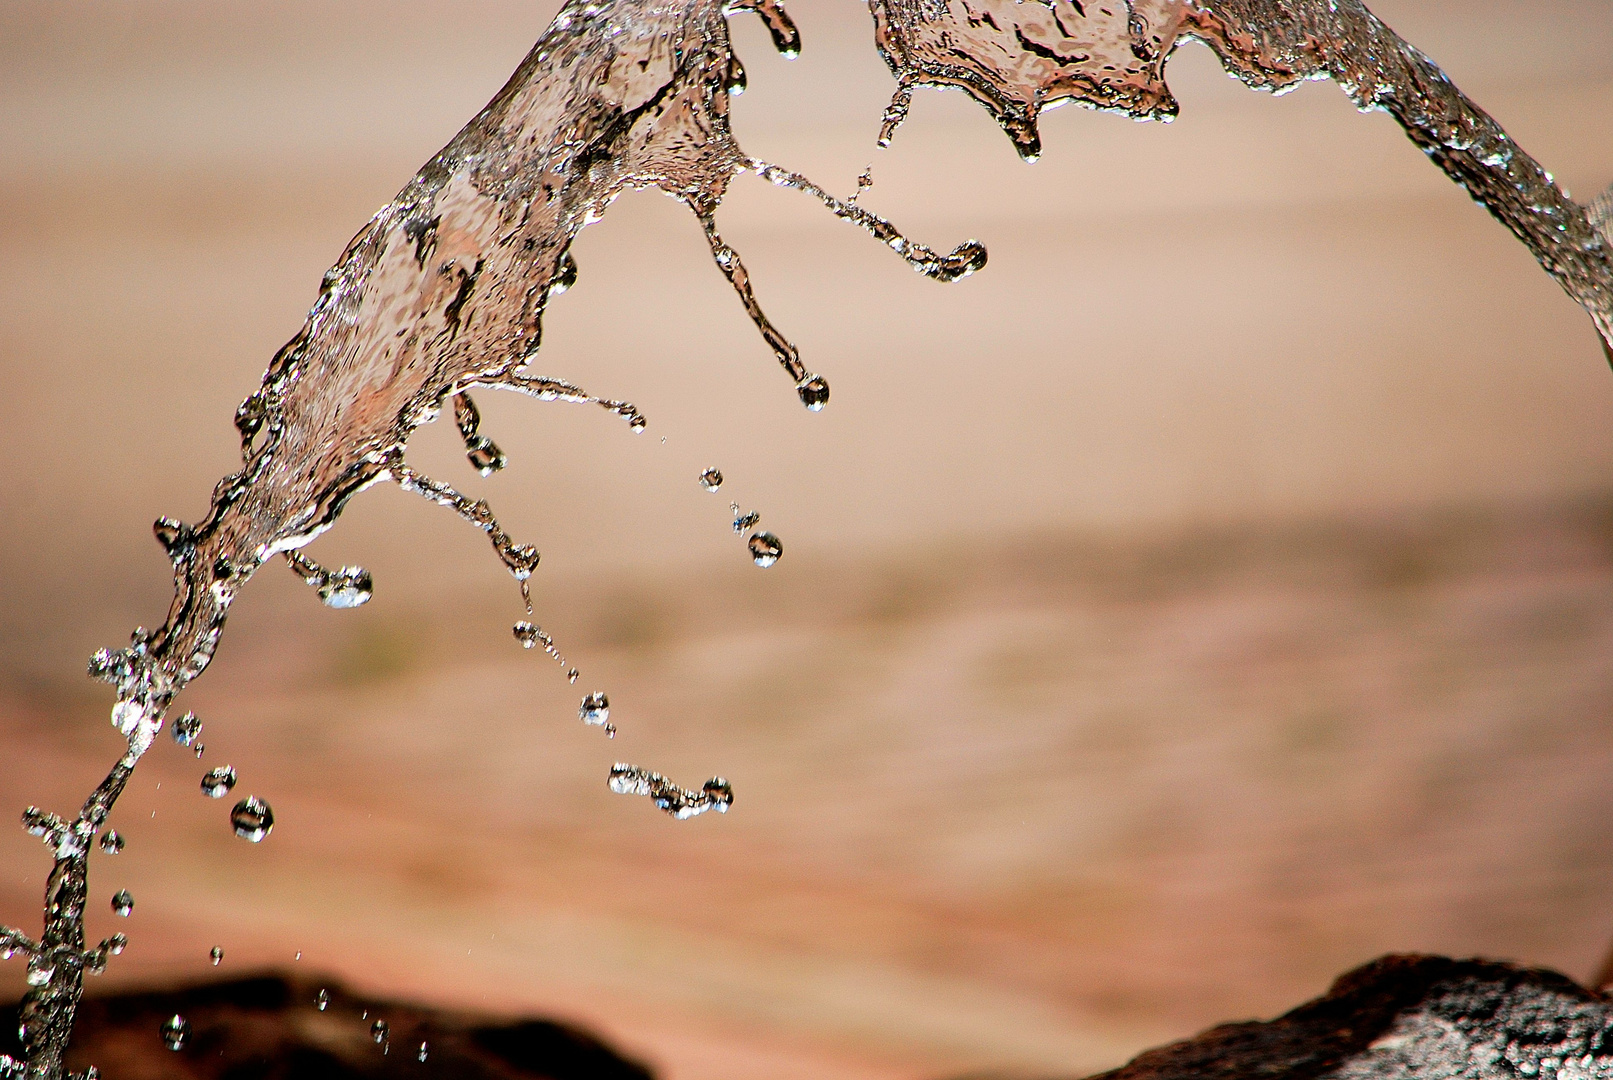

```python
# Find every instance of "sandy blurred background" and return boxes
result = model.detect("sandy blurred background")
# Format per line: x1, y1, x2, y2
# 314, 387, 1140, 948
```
2, 1, 1613, 1077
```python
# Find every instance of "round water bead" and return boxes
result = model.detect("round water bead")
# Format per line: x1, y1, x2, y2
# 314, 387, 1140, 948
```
210, 946, 223, 966
108, 934, 127, 955
371, 1019, 389, 1044
170, 712, 202, 747
161, 1014, 189, 1051
748, 532, 783, 567
318, 567, 373, 609
99, 830, 124, 855
231, 797, 274, 842
200, 767, 236, 799
111, 891, 133, 917
513, 621, 540, 648
579, 692, 609, 726
699, 467, 723, 492
316, 988, 330, 1012
796, 374, 829, 411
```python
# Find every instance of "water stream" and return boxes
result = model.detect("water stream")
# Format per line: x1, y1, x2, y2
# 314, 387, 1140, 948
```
3, 2, 1608, 1076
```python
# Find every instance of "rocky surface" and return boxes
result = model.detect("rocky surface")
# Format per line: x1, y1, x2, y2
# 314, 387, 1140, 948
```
1092, 954, 1613, 1080
6, 955, 1610, 1078
1, 973, 653, 1079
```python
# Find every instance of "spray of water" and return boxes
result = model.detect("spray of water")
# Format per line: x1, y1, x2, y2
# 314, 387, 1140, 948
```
4, 1, 1607, 1076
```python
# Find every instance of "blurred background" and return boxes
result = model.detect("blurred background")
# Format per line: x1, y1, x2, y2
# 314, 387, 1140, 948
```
2, 1, 1612, 1077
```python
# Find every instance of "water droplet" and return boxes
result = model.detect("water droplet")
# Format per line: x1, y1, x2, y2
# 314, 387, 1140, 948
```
111, 890, 133, 917
629, 413, 647, 433
108, 934, 127, 955
210, 946, 223, 966
699, 467, 724, 492
418, 1041, 430, 1063
318, 567, 373, 609
161, 1014, 189, 1051
466, 436, 508, 476
796, 374, 829, 411
748, 532, 783, 567
201, 767, 236, 799
580, 692, 609, 726
549, 250, 578, 296
513, 621, 539, 648
98, 830, 123, 855
171, 712, 202, 747
732, 510, 760, 533
110, 699, 145, 738
371, 1019, 389, 1044
231, 797, 274, 842
194, 742, 205, 758
316, 988, 329, 1011
566, 668, 579, 683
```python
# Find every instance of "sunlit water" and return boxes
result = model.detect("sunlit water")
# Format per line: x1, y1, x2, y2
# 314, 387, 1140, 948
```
3, 1, 1609, 1076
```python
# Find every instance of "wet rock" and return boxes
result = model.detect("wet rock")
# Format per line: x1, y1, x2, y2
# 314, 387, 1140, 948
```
2, 972, 653, 1080
1088, 954, 1613, 1080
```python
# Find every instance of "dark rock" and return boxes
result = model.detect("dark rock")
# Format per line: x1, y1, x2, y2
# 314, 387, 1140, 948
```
1, 972, 654, 1079
1089, 954, 1613, 1080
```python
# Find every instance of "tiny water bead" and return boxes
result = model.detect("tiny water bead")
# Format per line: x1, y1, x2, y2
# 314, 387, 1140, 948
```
579, 692, 609, 726
514, 621, 540, 648
796, 374, 829, 411
317, 567, 374, 609
98, 830, 123, 855
111, 891, 133, 917
231, 797, 274, 842
201, 766, 236, 798
371, 1019, 389, 1044
161, 1014, 189, 1051
748, 532, 783, 567
418, 1041, 430, 1063
210, 946, 223, 966
732, 510, 760, 533
316, 989, 330, 1012
699, 467, 723, 492
567, 668, 579, 683
170, 712, 202, 747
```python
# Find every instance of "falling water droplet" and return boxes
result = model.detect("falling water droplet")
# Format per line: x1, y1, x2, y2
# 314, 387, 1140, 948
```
231, 797, 274, 842
111, 891, 133, 917
316, 988, 329, 1011
99, 830, 124, 855
513, 621, 540, 648
418, 1041, 430, 1063
318, 567, 373, 609
796, 374, 829, 411
732, 510, 760, 533
171, 712, 202, 747
580, 692, 609, 726
371, 1019, 389, 1044
193, 742, 206, 759
566, 668, 579, 683
210, 946, 223, 966
200, 767, 236, 799
748, 532, 783, 567
108, 934, 127, 956
161, 1014, 189, 1051
629, 413, 647, 433
699, 467, 724, 492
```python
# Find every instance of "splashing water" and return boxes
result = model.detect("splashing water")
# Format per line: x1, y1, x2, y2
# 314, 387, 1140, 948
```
6, 0, 1608, 1076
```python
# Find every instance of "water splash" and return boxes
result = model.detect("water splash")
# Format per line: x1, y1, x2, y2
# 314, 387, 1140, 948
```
7, 1, 1606, 1076
868, 0, 1613, 348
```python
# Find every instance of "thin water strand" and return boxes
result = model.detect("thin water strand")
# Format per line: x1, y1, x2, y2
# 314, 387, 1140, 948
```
608, 764, 734, 819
